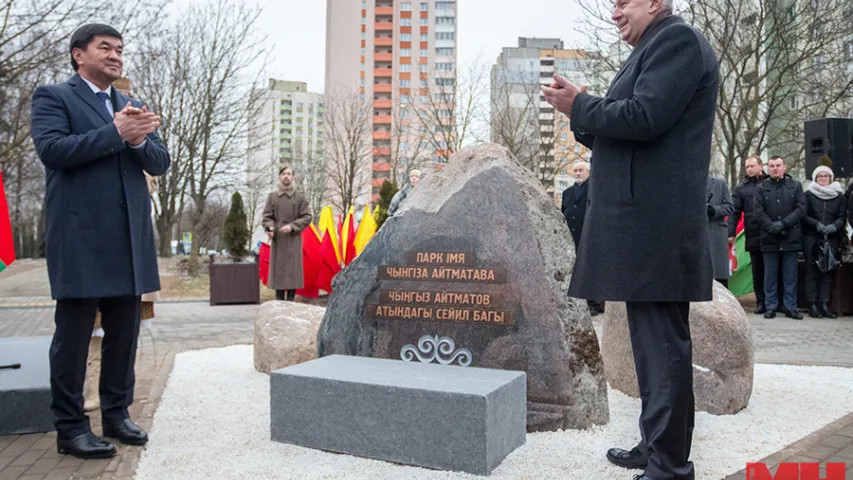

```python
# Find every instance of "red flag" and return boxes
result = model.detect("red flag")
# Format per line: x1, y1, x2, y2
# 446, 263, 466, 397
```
0, 171, 15, 273
258, 242, 270, 286
296, 225, 323, 298
316, 231, 342, 293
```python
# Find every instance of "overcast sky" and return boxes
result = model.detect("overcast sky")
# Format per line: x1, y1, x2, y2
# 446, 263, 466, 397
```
171, 0, 603, 94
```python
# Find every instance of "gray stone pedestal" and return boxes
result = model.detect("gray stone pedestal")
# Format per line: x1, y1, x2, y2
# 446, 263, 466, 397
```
270, 355, 526, 475
0, 336, 54, 435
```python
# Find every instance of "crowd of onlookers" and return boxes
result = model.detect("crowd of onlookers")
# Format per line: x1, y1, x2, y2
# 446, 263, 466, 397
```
562, 155, 852, 320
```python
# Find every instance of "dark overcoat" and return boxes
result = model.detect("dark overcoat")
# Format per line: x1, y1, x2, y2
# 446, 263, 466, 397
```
727, 175, 765, 252
262, 189, 312, 290
30, 74, 171, 300
753, 175, 806, 252
707, 176, 734, 280
561, 182, 588, 248
567, 15, 719, 302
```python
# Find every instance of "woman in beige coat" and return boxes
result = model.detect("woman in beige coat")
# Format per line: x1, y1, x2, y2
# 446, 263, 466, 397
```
262, 165, 312, 301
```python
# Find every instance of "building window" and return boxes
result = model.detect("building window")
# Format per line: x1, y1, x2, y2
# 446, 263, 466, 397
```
401, 2, 412, 10
419, 64, 428, 72
436, 1, 453, 9
420, 79, 428, 88
421, 33, 429, 41
401, 18, 412, 26
401, 63, 411, 72
401, 94, 410, 103
420, 2, 428, 10
435, 62, 453, 71
401, 79, 411, 87
400, 48, 411, 56
401, 33, 412, 41
420, 18, 429, 26
436, 32, 455, 40
435, 78, 455, 86
420, 48, 428, 56
362, 32, 366, 40
420, 95, 428, 103
436, 47, 454, 56
362, 17, 366, 24
436, 16, 455, 25
401, 109, 410, 118
560, 133, 568, 140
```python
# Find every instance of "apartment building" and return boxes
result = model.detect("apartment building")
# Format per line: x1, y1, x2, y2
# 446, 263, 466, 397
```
490, 38, 596, 205
326, 0, 458, 204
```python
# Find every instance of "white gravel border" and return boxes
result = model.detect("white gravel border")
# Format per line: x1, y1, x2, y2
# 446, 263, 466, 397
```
134, 345, 853, 480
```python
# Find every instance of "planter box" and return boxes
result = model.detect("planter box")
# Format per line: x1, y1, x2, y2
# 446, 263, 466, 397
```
209, 261, 260, 305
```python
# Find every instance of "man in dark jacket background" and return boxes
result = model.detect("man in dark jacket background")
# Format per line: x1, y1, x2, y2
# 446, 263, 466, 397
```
728, 155, 767, 313
30, 24, 170, 458
561, 160, 602, 315
541, 0, 719, 477
753, 156, 805, 320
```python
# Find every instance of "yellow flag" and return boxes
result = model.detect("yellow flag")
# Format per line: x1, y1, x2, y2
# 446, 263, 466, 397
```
354, 205, 377, 255
317, 206, 341, 262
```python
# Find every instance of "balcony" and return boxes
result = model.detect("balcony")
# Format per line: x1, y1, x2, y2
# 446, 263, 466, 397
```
373, 131, 392, 140
373, 99, 392, 109
372, 162, 392, 172
375, 21, 393, 30
374, 68, 393, 78
375, 6, 393, 15
374, 84, 392, 93
375, 37, 393, 47
373, 115, 392, 124
374, 53, 393, 62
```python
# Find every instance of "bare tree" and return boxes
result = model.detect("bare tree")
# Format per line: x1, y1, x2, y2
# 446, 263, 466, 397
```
413, 60, 489, 165
489, 65, 543, 174
130, 0, 269, 275
293, 147, 328, 222
323, 87, 373, 215
386, 95, 432, 185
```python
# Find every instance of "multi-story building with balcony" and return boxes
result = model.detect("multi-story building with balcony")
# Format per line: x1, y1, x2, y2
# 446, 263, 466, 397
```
326, 0, 458, 204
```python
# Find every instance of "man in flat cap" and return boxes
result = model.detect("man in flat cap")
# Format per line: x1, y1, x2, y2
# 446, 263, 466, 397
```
30, 23, 170, 459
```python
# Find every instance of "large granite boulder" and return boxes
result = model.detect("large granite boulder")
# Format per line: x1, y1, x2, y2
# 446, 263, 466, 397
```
316, 143, 609, 432
600, 281, 754, 414
254, 301, 325, 374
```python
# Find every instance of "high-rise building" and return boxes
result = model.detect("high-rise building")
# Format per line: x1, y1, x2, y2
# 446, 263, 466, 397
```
326, 0, 458, 204
490, 38, 597, 205
246, 80, 324, 242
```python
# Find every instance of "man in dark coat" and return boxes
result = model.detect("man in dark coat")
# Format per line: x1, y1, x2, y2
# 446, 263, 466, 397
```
728, 155, 767, 313
561, 160, 602, 315
30, 24, 170, 459
541, 0, 718, 477
753, 156, 805, 320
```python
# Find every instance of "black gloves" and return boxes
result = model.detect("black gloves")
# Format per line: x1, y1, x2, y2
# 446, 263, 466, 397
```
825, 224, 837, 235
707, 205, 715, 218
768, 221, 784, 234
816, 223, 827, 234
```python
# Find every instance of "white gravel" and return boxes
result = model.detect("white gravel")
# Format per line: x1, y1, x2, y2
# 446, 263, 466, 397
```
135, 345, 853, 480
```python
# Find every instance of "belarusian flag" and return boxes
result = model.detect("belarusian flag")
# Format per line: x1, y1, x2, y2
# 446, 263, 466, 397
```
0, 171, 15, 273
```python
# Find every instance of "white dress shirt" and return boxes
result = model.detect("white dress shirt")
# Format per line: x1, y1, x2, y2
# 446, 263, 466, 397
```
80, 75, 147, 149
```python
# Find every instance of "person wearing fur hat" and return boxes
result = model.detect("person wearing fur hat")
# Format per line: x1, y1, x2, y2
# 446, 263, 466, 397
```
802, 165, 847, 318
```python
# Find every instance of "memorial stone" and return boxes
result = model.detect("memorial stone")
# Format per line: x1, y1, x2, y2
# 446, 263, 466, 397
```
317, 144, 609, 432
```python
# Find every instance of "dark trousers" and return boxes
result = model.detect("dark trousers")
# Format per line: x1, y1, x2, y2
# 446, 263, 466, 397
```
803, 235, 834, 303
50, 296, 141, 439
748, 251, 765, 307
587, 299, 603, 312
275, 289, 296, 301
763, 251, 799, 312
627, 302, 695, 480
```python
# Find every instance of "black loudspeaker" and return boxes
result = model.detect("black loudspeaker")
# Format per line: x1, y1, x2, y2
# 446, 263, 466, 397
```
804, 117, 853, 179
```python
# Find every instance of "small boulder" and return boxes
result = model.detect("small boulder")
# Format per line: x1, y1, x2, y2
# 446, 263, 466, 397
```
600, 281, 754, 415
254, 301, 326, 374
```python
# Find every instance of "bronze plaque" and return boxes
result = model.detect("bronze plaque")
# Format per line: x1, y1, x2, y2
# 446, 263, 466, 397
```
405, 250, 477, 267
366, 304, 516, 325
379, 289, 503, 308
377, 265, 507, 283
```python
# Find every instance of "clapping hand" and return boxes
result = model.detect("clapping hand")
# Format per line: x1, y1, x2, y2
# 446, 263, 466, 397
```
540, 73, 584, 116
114, 102, 160, 146
279, 224, 293, 235
816, 223, 827, 234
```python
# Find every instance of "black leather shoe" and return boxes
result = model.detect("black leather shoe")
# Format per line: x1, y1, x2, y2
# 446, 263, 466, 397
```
103, 419, 148, 445
820, 303, 837, 319
809, 303, 823, 318
784, 309, 803, 320
57, 432, 116, 459
764, 310, 776, 319
755, 304, 767, 314
606, 447, 647, 469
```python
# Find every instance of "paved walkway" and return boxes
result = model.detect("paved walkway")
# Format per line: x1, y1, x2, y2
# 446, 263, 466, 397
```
1, 260, 852, 479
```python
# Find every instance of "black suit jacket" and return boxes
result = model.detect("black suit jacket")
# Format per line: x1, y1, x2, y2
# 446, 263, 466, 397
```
562, 182, 588, 248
